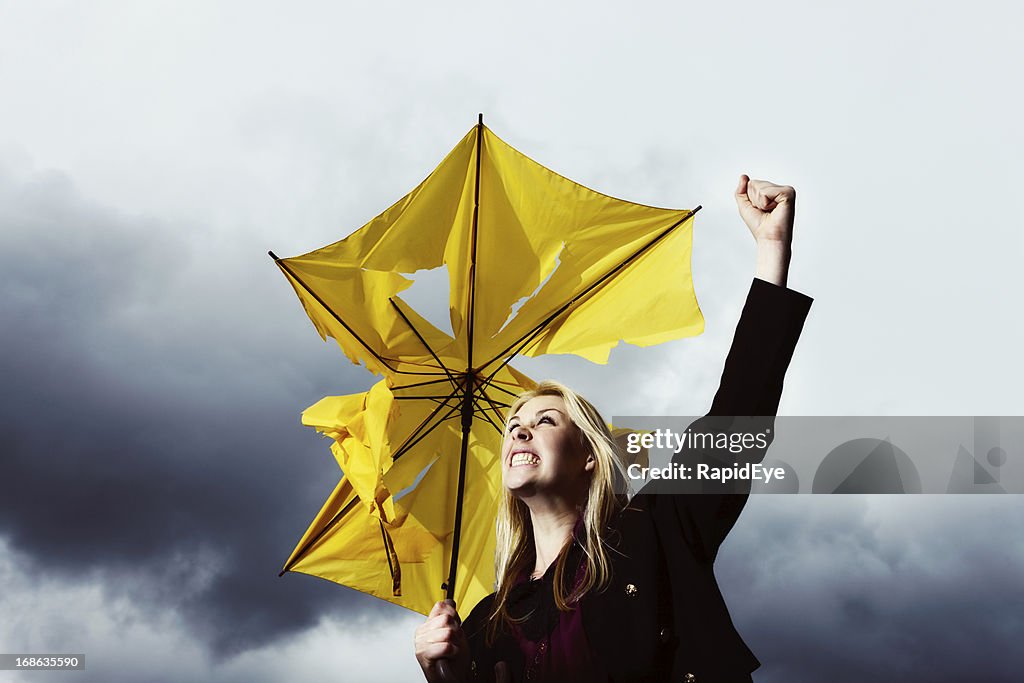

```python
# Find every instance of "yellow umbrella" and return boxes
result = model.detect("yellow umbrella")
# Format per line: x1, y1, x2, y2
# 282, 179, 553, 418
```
273, 116, 704, 617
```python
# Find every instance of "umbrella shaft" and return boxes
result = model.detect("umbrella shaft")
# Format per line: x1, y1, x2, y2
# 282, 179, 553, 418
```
445, 374, 477, 599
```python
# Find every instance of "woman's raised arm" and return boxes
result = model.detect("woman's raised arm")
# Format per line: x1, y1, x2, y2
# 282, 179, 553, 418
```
658, 177, 813, 562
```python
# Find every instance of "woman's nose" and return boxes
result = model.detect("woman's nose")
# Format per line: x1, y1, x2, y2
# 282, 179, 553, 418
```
512, 425, 531, 440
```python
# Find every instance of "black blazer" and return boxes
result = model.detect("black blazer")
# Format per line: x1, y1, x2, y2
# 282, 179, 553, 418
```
464, 278, 813, 683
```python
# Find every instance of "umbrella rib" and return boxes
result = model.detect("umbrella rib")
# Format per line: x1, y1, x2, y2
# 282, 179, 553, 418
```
399, 395, 462, 410
391, 398, 463, 462
465, 116, 484, 373
481, 396, 511, 410
278, 493, 362, 577
391, 377, 456, 392
476, 206, 702, 382
378, 519, 400, 596
387, 387, 460, 462
389, 383, 463, 460
471, 393, 506, 436
394, 395, 461, 402
269, 251, 449, 377
476, 388, 512, 436
388, 297, 460, 393
475, 384, 511, 411
478, 387, 511, 411
476, 376, 521, 400
379, 519, 395, 577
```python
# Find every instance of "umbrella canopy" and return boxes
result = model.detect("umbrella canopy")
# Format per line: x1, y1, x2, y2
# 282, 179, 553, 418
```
274, 117, 704, 616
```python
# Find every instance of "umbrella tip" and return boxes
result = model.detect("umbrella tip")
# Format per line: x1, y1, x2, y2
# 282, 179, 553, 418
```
268, 250, 280, 261
478, 113, 483, 125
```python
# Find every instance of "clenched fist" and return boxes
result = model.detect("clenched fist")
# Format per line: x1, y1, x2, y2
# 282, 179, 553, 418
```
735, 175, 797, 287
414, 599, 470, 683
735, 175, 795, 246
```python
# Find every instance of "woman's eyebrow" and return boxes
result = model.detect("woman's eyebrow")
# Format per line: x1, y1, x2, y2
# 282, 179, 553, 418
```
510, 407, 564, 422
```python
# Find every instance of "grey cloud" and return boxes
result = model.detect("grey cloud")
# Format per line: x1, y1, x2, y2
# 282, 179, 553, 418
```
717, 497, 1024, 682
0, 540, 424, 683
0, 163, 401, 656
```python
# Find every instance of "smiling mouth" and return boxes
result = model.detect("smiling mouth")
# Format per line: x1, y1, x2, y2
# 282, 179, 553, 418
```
510, 452, 540, 467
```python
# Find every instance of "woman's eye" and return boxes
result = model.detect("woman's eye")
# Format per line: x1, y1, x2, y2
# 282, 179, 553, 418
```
539, 416, 553, 425
507, 423, 519, 433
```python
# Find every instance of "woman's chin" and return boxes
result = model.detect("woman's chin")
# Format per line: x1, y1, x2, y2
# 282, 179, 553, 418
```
504, 470, 542, 497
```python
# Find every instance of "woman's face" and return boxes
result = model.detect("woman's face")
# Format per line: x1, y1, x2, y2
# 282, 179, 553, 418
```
502, 395, 594, 500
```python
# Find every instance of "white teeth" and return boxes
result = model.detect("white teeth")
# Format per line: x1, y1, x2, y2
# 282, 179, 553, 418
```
510, 453, 540, 467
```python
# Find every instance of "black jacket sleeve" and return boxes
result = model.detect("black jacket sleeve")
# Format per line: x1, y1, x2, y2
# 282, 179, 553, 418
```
709, 278, 814, 417
664, 278, 812, 563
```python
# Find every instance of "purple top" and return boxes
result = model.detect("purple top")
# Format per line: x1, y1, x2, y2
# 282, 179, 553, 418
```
505, 520, 608, 681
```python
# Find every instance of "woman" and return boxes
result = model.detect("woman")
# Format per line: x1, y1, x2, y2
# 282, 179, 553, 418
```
415, 175, 813, 682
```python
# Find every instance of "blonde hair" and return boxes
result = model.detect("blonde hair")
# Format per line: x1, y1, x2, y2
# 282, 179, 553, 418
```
487, 380, 629, 640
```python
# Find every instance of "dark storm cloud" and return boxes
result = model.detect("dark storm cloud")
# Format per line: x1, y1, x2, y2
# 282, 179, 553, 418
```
716, 497, 1024, 682
0, 164, 394, 655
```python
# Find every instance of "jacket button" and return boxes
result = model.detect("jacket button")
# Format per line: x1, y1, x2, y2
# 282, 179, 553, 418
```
683, 674, 696, 682
625, 583, 638, 597
659, 626, 672, 643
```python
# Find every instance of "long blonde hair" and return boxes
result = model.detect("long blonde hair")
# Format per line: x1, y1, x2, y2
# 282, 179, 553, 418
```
487, 380, 629, 639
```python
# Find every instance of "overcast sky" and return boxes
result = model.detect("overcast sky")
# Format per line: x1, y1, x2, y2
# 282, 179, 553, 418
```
1, 2, 1022, 682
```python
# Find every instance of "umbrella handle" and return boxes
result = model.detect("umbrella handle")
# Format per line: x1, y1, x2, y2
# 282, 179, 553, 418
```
436, 660, 459, 683
435, 597, 462, 682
